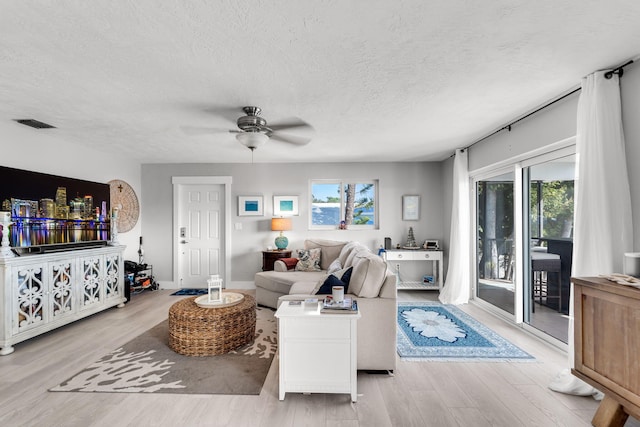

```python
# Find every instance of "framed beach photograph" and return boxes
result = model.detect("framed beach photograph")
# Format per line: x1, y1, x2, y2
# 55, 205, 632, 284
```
238, 196, 264, 216
273, 195, 299, 216
402, 195, 420, 221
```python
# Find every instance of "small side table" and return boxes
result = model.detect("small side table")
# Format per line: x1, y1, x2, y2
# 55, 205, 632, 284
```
275, 301, 360, 402
262, 250, 292, 271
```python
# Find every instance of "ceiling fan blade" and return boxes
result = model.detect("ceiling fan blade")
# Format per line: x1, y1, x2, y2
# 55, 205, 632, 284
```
269, 132, 312, 146
201, 105, 246, 123
268, 117, 314, 132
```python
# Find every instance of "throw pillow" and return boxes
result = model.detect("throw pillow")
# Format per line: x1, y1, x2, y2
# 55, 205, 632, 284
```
294, 248, 322, 272
304, 239, 348, 270
314, 274, 346, 295
340, 266, 353, 284
313, 266, 354, 295
327, 258, 342, 274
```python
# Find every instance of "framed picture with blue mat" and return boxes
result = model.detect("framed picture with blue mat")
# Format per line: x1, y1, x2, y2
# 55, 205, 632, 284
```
397, 302, 534, 362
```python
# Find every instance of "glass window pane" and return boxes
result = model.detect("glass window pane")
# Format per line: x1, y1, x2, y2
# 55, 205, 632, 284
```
344, 183, 375, 225
311, 183, 341, 226
476, 172, 515, 315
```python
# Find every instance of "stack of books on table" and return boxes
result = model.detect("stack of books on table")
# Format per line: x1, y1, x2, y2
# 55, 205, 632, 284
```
321, 296, 358, 314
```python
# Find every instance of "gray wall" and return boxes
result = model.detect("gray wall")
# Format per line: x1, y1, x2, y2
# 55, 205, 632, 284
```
468, 92, 579, 172
465, 61, 640, 251
141, 161, 443, 286
622, 61, 640, 251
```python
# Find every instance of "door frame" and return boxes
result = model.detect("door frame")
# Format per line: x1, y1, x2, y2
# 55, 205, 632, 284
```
468, 139, 575, 349
171, 176, 233, 288
470, 165, 519, 322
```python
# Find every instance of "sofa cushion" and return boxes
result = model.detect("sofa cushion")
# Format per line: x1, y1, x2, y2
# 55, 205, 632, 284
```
344, 243, 370, 268
337, 241, 359, 266
304, 239, 348, 270
295, 248, 322, 271
289, 281, 317, 294
255, 270, 326, 295
349, 252, 388, 298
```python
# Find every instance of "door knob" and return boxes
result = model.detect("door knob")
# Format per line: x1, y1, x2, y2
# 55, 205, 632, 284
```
180, 240, 188, 244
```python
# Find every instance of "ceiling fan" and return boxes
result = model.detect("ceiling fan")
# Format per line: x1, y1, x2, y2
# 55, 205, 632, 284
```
186, 106, 314, 152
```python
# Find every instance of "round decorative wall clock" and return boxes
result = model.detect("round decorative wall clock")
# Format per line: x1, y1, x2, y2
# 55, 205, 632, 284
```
108, 179, 139, 233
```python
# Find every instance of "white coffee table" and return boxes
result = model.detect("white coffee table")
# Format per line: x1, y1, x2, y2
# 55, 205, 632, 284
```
275, 300, 361, 402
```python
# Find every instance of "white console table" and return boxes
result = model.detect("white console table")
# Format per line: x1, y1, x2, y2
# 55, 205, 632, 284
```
0, 245, 126, 355
383, 249, 444, 291
275, 301, 360, 402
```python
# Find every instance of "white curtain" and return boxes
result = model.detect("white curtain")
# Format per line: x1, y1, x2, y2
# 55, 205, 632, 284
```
549, 71, 632, 397
439, 149, 471, 305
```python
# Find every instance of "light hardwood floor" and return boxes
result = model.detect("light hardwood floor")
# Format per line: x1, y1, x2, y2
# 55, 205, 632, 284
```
0, 289, 635, 427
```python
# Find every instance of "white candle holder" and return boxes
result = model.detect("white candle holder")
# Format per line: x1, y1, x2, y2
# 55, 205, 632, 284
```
207, 274, 223, 303
0, 212, 15, 258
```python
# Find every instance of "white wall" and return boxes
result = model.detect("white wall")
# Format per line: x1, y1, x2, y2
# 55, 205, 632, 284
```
1, 120, 142, 260
141, 161, 443, 287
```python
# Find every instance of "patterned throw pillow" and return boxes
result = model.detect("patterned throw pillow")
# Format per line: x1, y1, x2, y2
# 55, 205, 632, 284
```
294, 248, 322, 271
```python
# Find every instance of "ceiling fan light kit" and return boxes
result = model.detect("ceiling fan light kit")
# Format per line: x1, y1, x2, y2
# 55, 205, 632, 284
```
236, 131, 269, 151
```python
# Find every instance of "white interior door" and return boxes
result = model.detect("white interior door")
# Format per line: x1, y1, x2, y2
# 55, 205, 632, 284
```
178, 184, 224, 288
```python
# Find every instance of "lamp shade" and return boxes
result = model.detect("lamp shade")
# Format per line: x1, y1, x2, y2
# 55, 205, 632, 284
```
271, 217, 292, 231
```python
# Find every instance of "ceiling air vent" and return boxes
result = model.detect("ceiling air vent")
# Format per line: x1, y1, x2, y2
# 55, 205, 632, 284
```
13, 119, 56, 129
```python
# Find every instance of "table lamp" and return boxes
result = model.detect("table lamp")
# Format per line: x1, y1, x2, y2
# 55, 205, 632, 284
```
271, 217, 292, 250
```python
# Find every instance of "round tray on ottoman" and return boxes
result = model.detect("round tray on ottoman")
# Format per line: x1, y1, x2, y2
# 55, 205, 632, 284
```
168, 293, 256, 356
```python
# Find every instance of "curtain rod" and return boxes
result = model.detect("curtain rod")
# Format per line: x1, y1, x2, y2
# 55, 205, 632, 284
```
452, 58, 636, 157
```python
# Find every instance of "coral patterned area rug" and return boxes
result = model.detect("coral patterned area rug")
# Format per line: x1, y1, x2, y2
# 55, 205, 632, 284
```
50, 307, 277, 395
397, 302, 534, 362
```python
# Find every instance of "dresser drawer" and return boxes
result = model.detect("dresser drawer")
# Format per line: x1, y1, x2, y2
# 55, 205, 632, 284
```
386, 250, 441, 261
284, 317, 351, 340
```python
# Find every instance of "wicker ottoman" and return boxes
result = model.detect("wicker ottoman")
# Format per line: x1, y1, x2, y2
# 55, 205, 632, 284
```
168, 293, 256, 356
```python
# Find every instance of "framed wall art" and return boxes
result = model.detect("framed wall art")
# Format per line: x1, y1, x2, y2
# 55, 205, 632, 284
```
238, 196, 264, 216
273, 195, 299, 216
402, 195, 420, 221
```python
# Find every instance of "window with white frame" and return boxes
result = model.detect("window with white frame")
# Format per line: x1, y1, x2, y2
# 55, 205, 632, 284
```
310, 180, 378, 229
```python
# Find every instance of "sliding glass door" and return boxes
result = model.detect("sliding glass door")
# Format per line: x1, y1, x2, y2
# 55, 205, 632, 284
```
472, 147, 575, 344
524, 154, 575, 343
475, 171, 515, 315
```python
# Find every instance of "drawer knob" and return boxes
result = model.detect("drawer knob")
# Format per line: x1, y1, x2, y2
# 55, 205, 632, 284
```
397, 254, 403, 258
424, 254, 430, 259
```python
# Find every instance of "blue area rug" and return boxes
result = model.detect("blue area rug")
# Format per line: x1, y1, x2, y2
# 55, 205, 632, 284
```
397, 302, 534, 362
170, 288, 207, 296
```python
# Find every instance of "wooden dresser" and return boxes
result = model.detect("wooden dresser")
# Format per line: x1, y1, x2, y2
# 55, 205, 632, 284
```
261, 250, 292, 271
572, 276, 640, 427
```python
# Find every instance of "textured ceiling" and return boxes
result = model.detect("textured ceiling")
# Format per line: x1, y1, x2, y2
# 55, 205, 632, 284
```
1, 1, 640, 164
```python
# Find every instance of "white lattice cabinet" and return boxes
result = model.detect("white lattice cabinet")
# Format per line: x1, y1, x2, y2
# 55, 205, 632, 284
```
0, 245, 126, 355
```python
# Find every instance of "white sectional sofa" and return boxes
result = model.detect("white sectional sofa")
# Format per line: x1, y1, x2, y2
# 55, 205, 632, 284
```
254, 239, 397, 372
